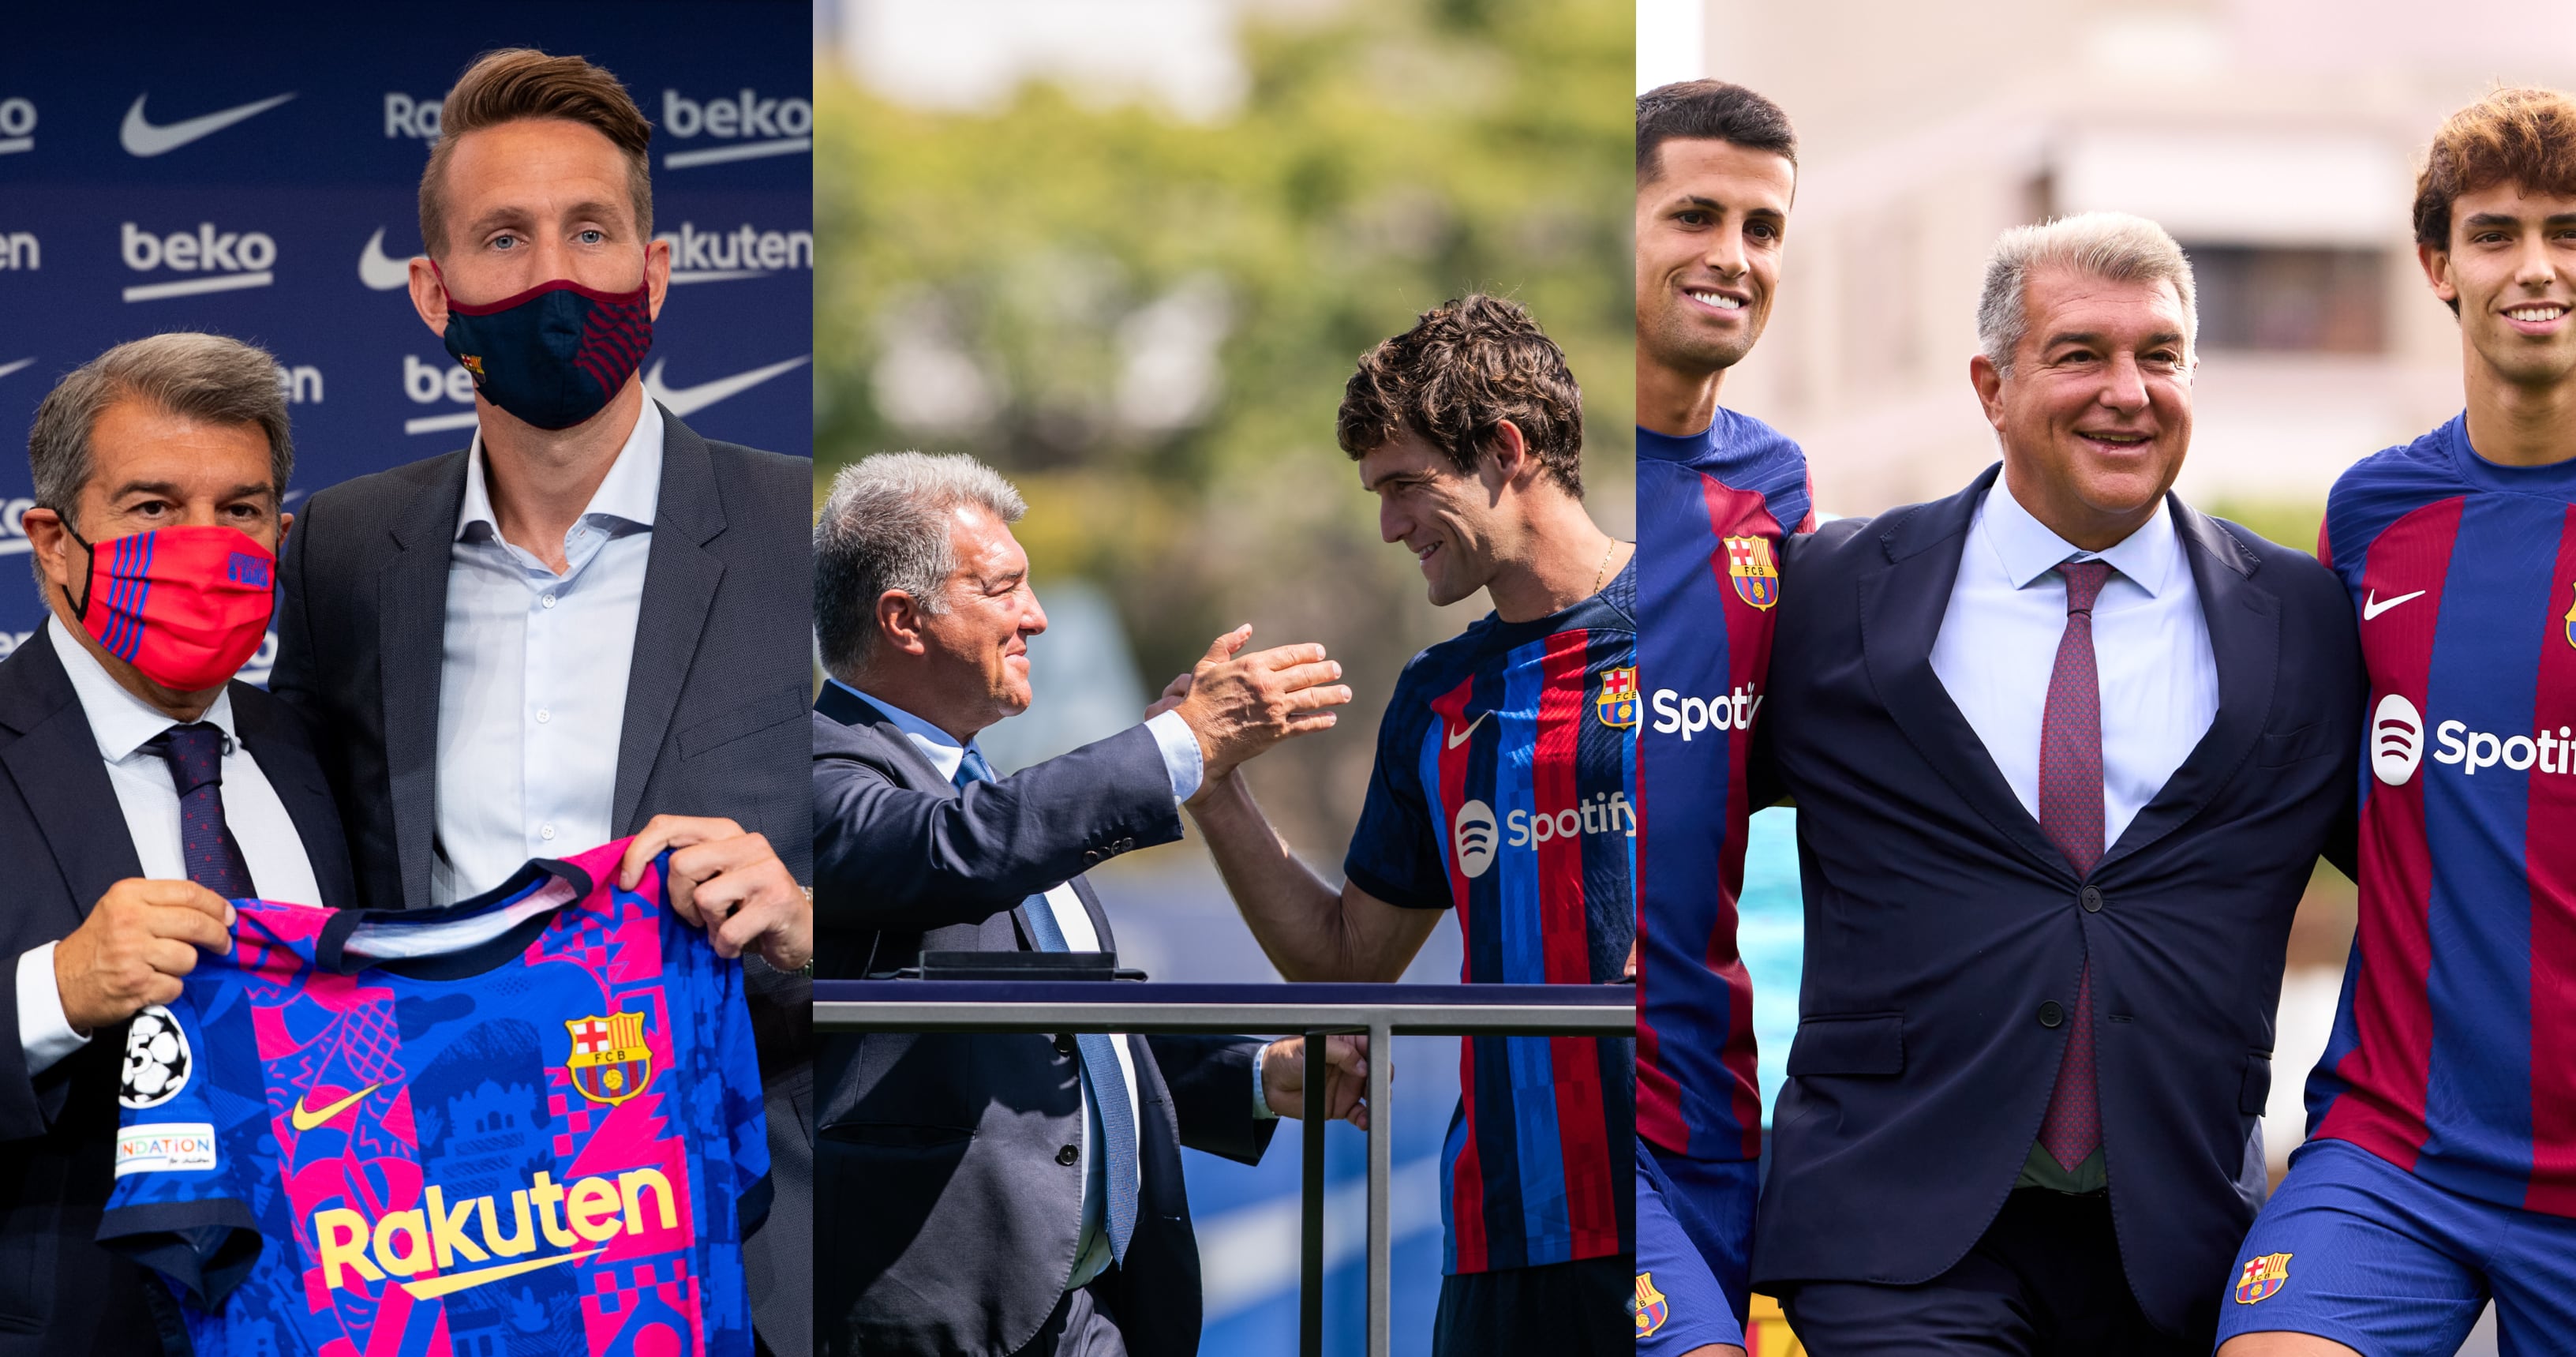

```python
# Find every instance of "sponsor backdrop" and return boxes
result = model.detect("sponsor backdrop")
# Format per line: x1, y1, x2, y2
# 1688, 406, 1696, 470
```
0, 3, 811, 677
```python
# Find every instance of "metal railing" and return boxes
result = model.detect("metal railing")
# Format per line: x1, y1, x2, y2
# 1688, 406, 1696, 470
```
813, 981, 1635, 1357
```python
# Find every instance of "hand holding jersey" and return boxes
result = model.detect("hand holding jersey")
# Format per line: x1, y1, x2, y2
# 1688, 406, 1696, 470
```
616, 815, 811, 971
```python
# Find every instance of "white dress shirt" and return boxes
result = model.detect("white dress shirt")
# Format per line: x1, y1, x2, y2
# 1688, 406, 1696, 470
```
431, 401, 662, 905
16, 617, 325, 1074
1928, 478, 2218, 851
837, 682, 1263, 1290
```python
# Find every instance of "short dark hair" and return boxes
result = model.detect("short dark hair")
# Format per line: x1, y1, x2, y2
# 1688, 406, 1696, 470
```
421, 49, 653, 258
1336, 294, 1584, 498
1637, 80, 1796, 186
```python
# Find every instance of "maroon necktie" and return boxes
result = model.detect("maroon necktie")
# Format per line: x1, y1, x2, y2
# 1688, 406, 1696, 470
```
149, 722, 254, 899
2036, 560, 2110, 1171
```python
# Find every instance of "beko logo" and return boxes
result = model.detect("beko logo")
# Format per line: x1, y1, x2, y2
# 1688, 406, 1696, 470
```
1453, 800, 1498, 879
121, 222, 277, 302
384, 93, 442, 141
0, 97, 34, 156
660, 89, 810, 168
1649, 684, 1763, 742
657, 222, 813, 283
2372, 694, 2423, 785
0, 232, 36, 270
0, 495, 39, 557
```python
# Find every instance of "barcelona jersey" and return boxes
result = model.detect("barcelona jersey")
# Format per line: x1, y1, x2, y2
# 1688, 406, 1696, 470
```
2309, 413, 2576, 1214
99, 838, 770, 1357
1634, 412, 1812, 1163
1344, 559, 1638, 1275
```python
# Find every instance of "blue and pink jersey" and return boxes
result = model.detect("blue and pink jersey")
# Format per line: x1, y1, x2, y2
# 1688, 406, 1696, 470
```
99, 838, 770, 1357
1634, 411, 1812, 1164
1344, 560, 1637, 1274
2308, 413, 2576, 1214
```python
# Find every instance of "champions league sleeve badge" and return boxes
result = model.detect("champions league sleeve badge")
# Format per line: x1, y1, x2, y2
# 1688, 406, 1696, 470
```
2234, 1252, 2291, 1304
1598, 667, 1639, 728
121, 1003, 193, 1110
564, 1011, 654, 1106
1723, 535, 1780, 609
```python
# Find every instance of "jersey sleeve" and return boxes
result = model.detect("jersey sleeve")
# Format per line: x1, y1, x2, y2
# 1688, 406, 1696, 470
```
1342, 680, 1451, 911
95, 990, 266, 1310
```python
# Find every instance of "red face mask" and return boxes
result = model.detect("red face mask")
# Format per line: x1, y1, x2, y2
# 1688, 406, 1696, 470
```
64, 525, 276, 692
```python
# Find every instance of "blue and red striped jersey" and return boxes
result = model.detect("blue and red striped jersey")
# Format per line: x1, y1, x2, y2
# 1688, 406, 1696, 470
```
2309, 413, 2576, 1215
1634, 410, 1812, 1164
1343, 559, 1637, 1274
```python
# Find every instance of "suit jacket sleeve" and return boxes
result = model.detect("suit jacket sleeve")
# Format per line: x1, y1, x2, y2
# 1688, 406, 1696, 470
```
0, 950, 74, 1142
1147, 1033, 1278, 1166
812, 718, 1185, 928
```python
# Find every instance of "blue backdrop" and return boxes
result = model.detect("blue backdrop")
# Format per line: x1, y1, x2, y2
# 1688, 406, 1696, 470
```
0, 2, 812, 679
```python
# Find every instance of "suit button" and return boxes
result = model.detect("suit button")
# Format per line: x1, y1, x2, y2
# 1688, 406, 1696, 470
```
1080, 850, 1101, 866
1054, 1033, 1076, 1056
1057, 1144, 1080, 1167
2080, 887, 2105, 913
2038, 1001, 2065, 1029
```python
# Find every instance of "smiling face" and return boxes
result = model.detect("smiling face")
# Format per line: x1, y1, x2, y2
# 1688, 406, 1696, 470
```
1973, 266, 2195, 549
916, 501, 1047, 729
2425, 182, 2576, 392
1635, 137, 1795, 384
1360, 432, 1507, 608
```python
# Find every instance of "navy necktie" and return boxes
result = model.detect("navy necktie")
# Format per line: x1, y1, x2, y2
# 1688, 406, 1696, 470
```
953, 748, 1139, 1261
150, 722, 254, 899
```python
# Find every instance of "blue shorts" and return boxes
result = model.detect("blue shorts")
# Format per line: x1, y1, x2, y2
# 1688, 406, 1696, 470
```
2215, 1137, 2576, 1356
1634, 1135, 1755, 1355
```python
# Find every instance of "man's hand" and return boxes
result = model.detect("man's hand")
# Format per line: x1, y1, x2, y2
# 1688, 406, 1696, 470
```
1166, 626, 1353, 789
54, 879, 235, 1033
1261, 1033, 1374, 1129
618, 816, 812, 973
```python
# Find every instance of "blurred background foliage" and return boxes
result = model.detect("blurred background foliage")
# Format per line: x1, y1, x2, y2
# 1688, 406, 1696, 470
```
817, 0, 1632, 848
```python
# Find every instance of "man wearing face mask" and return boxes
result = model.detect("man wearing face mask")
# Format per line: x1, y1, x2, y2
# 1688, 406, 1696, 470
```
267, 49, 813, 1355
0, 332, 358, 1356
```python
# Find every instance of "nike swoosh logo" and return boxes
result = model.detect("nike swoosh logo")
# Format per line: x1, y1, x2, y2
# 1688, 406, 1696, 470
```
1447, 710, 1489, 749
357, 229, 413, 291
122, 92, 297, 157
399, 1247, 605, 1300
642, 354, 810, 418
0, 358, 32, 381
2363, 589, 2427, 620
289, 1081, 381, 1131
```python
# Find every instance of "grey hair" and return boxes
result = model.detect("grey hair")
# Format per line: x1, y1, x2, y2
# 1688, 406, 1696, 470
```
27, 332, 295, 536
814, 451, 1029, 677
1975, 212, 2198, 371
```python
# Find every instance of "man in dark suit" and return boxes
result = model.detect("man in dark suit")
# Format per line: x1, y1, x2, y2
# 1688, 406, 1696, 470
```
1, 332, 358, 1355
811, 451, 1367, 1357
1747, 212, 2364, 1354
266, 51, 812, 1355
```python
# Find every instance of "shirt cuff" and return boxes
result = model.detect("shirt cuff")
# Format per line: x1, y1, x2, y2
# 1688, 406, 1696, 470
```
1145, 709, 1205, 803
17, 943, 88, 1077
1252, 1040, 1279, 1121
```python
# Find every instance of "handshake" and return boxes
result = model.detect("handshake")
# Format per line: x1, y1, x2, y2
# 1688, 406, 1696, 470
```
1146, 624, 1355, 798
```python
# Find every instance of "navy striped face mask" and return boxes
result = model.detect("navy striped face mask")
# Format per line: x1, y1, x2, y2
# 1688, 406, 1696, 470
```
434, 262, 653, 430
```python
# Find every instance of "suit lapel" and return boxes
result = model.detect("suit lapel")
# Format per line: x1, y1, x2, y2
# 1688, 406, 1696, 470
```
1857, 466, 2071, 879
378, 451, 470, 911
0, 628, 144, 912
614, 407, 725, 835
2099, 498, 2278, 872
817, 684, 1027, 952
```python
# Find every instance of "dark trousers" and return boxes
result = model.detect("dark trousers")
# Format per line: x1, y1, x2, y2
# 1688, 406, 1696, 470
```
1009, 1274, 1129, 1357
1432, 1254, 1632, 1357
1780, 1189, 2206, 1357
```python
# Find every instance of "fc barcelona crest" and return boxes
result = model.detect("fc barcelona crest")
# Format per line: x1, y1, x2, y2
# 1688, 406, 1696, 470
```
2563, 583, 2574, 650
1723, 536, 1779, 610
565, 1011, 653, 1107
2233, 1252, 2291, 1305
1631, 1272, 1669, 1337
1598, 667, 1639, 729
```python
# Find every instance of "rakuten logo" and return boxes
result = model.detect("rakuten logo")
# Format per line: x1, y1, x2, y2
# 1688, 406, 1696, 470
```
384, 92, 441, 140
661, 88, 811, 168
1649, 684, 1762, 742
0, 97, 32, 156
121, 221, 276, 302
0, 233, 34, 270
657, 221, 814, 283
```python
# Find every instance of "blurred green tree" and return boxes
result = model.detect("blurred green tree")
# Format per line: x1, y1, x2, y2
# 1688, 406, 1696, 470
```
818, 0, 1630, 848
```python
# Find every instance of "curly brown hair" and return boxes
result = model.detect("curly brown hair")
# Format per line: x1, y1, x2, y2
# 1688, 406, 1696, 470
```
1336, 294, 1585, 497
2415, 88, 2576, 261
